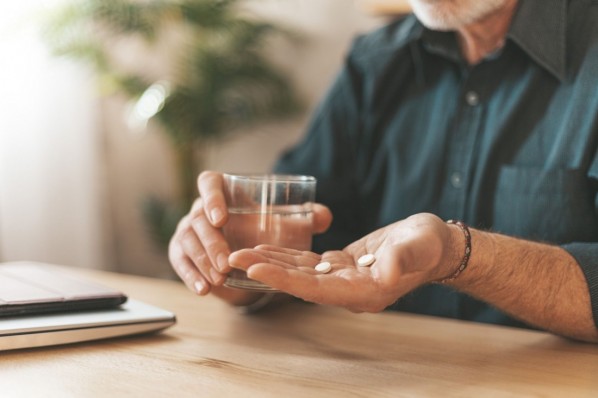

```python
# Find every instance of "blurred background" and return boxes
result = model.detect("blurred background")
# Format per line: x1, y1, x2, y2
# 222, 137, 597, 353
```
0, 0, 409, 279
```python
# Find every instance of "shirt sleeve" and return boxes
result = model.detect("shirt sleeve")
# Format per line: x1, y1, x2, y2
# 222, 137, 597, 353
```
560, 243, 598, 328
561, 151, 598, 329
274, 38, 367, 252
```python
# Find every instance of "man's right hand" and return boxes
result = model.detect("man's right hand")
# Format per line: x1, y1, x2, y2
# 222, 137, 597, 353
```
168, 171, 333, 306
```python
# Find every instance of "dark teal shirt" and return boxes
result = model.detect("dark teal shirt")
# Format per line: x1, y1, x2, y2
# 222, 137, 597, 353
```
275, 0, 598, 329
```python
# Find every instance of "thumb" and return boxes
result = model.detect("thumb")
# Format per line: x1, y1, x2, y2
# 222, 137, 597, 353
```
312, 203, 332, 235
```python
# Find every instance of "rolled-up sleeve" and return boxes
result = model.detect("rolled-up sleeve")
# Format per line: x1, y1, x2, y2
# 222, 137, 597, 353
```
562, 152, 598, 329
561, 243, 598, 328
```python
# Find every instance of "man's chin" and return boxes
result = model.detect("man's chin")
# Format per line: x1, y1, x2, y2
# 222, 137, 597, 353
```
409, 0, 511, 31
413, 13, 466, 31
417, 19, 460, 31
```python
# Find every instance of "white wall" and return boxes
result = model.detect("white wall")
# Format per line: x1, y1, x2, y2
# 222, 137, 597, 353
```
0, 0, 387, 276
0, 0, 106, 269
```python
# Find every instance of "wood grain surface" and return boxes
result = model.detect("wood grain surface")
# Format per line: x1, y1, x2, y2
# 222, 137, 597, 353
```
1, 266, 597, 397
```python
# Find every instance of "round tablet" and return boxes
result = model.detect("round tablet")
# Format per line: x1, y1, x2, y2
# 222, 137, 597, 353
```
315, 262, 332, 273
357, 254, 376, 267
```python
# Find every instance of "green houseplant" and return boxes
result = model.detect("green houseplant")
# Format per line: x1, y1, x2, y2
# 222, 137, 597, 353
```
44, 0, 301, 248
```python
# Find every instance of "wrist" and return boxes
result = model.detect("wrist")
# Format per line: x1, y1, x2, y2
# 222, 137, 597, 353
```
435, 220, 472, 283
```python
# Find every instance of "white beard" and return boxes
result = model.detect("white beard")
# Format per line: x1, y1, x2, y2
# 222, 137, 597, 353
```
407, 0, 512, 31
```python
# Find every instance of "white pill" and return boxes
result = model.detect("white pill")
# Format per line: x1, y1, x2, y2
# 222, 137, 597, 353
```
315, 262, 332, 273
357, 254, 376, 267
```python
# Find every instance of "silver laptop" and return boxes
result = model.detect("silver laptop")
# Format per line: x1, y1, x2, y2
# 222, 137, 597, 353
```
0, 262, 176, 351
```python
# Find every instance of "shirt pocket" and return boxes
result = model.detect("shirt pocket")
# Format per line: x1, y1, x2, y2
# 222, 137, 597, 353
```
492, 166, 598, 243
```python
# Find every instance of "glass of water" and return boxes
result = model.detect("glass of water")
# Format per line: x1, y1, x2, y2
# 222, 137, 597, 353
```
222, 173, 316, 292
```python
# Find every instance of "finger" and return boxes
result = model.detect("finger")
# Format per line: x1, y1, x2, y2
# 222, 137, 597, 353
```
174, 213, 192, 235
230, 249, 302, 272
254, 244, 302, 254
230, 248, 320, 271
247, 263, 321, 299
254, 245, 321, 260
250, 262, 381, 311
247, 263, 358, 306
189, 197, 204, 217
190, 211, 231, 274
312, 203, 332, 234
198, 171, 228, 227
168, 246, 211, 296
170, 220, 207, 293
236, 247, 352, 275
179, 227, 226, 285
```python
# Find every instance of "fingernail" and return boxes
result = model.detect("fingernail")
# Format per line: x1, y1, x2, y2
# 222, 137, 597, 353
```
210, 268, 226, 285
217, 252, 229, 272
194, 280, 206, 295
210, 208, 224, 225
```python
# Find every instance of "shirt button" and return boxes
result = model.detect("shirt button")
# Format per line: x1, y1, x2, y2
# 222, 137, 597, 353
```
465, 91, 479, 106
450, 172, 463, 188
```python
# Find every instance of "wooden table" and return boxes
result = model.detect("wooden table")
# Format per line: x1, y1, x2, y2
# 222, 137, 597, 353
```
1, 267, 598, 397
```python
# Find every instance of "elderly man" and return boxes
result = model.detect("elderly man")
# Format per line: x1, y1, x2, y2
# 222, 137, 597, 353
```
169, 0, 598, 342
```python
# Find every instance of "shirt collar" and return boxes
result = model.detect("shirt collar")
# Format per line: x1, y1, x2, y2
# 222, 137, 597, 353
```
409, 0, 567, 81
508, 0, 567, 81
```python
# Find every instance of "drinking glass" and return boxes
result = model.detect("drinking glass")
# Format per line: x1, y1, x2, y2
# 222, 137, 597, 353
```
222, 173, 316, 291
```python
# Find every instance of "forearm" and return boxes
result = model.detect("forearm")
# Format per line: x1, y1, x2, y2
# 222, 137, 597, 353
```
448, 228, 598, 342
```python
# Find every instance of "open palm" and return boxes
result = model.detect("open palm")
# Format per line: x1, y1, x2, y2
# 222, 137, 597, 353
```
229, 213, 455, 312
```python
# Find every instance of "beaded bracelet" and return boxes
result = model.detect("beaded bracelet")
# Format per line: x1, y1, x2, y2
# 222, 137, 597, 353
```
440, 220, 472, 283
